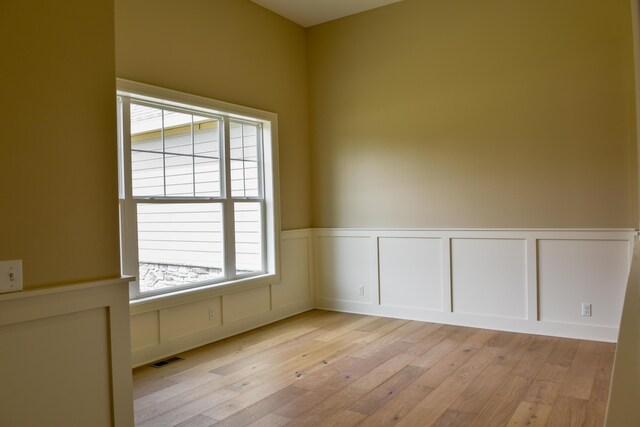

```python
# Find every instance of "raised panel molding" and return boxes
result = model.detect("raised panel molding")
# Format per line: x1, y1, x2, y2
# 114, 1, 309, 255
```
315, 235, 375, 304
379, 237, 443, 311
164, 297, 222, 340
313, 228, 634, 342
223, 287, 271, 324
131, 311, 160, 351
451, 238, 527, 319
538, 239, 630, 327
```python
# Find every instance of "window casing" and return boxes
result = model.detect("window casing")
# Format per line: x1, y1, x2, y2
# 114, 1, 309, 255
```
117, 80, 280, 300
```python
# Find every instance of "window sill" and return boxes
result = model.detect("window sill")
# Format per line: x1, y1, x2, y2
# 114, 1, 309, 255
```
129, 272, 280, 315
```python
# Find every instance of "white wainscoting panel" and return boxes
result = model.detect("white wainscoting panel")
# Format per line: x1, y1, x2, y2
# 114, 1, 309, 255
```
223, 287, 271, 324
1, 308, 112, 426
312, 228, 634, 342
163, 297, 222, 340
131, 311, 160, 351
379, 237, 443, 311
129, 230, 314, 367
315, 235, 374, 304
451, 238, 527, 319
0, 277, 134, 427
538, 239, 630, 327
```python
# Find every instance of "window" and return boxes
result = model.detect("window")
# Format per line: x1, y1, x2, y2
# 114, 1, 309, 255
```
117, 80, 279, 300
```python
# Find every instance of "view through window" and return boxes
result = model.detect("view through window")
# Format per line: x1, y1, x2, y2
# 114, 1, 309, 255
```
117, 83, 278, 299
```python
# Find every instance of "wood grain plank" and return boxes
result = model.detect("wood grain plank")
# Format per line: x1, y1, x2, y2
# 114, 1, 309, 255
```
350, 365, 426, 415
131, 311, 613, 427
317, 409, 367, 427
414, 329, 496, 388
349, 320, 428, 358
545, 396, 588, 427
276, 341, 412, 419
535, 362, 568, 383
452, 346, 499, 382
138, 387, 238, 427
358, 383, 434, 426
448, 364, 512, 415
558, 342, 601, 400
174, 414, 217, 427
409, 326, 477, 369
448, 334, 534, 416
210, 385, 305, 427
350, 352, 415, 391
523, 380, 562, 405
505, 401, 551, 427
201, 336, 366, 421
469, 375, 531, 426
283, 384, 370, 426
510, 336, 556, 379
399, 322, 444, 344
356, 317, 396, 332
486, 331, 517, 348
247, 413, 290, 427
395, 375, 473, 426
315, 315, 383, 342
433, 409, 477, 426
132, 377, 177, 400
546, 338, 580, 368
403, 324, 457, 356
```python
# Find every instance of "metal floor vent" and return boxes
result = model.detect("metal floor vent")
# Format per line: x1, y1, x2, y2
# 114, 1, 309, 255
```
150, 356, 184, 368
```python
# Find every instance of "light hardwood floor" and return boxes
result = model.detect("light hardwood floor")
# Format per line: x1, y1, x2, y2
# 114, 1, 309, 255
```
132, 310, 614, 426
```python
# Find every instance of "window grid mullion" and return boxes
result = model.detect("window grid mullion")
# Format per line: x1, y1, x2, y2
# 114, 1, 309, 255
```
260, 199, 267, 273
256, 125, 266, 272
191, 115, 195, 197
222, 118, 236, 280
241, 123, 246, 198
161, 109, 166, 197
256, 123, 265, 200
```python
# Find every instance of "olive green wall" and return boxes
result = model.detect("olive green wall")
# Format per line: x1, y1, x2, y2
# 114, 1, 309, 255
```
308, 0, 638, 228
0, 0, 120, 288
115, 0, 311, 230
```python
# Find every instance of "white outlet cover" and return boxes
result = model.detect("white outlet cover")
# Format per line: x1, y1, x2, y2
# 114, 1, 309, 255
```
0, 260, 23, 294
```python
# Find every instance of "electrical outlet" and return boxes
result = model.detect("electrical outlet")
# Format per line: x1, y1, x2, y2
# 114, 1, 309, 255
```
208, 308, 215, 321
358, 285, 365, 296
582, 303, 592, 317
0, 260, 23, 294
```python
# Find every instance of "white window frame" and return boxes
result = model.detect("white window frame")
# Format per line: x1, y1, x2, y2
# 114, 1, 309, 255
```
117, 79, 281, 301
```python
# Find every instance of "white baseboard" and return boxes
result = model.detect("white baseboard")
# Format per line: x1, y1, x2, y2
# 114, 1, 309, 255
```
315, 298, 618, 342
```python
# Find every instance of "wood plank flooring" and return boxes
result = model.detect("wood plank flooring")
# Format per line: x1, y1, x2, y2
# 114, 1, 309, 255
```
132, 310, 615, 427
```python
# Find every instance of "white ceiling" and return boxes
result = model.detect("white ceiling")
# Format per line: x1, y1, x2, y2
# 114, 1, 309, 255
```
251, 0, 404, 28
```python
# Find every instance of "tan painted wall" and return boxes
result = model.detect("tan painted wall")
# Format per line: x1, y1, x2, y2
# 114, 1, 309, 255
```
308, 0, 638, 228
0, 0, 120, 288
115, 0, 310, 230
